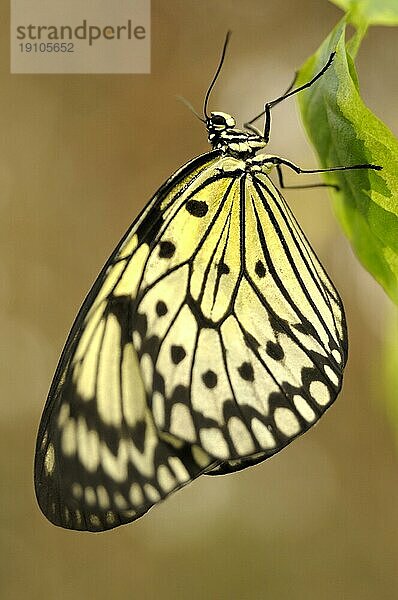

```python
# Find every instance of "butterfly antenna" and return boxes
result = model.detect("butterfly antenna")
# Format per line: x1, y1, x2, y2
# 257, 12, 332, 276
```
203, 31, 231, 120
176, 95, 205, 122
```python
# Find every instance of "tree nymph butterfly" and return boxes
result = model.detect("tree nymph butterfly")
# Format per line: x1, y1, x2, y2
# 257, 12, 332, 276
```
34, 33, 381, 531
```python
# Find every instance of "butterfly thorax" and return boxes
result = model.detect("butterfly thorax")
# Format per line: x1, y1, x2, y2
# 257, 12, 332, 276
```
207, 111, 266, 159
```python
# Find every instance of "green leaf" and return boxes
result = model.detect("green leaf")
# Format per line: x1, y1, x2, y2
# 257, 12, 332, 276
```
297, 20, 398, 305
329, 0, 398, 26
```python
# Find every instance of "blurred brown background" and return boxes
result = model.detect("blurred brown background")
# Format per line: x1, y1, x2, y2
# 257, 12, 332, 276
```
1, 1, 398, 598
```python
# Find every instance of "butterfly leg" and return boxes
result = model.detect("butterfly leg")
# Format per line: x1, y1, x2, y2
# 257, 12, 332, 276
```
244, 53, 335, 143
275, 164, 340, 191
244, 70, 298, 135
251, 154, 381, 190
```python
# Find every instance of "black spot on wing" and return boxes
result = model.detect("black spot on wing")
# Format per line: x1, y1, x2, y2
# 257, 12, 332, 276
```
186, 199, 209, 218
155, 301, 168, 317
243, 330, 260, 350
266, 341, 284, 361
238, 361, 254, 382
217, 262, 230, 275
170, 345, 186, 365
255, 260, 266, 278
202, 370, 217, 389
159, 241, 176, 259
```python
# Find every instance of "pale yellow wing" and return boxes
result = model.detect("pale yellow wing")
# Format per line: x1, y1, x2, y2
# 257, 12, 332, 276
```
35, 152, 346, 531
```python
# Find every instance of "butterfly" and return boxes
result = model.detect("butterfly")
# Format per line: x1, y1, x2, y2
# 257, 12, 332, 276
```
34, 33, 381, 531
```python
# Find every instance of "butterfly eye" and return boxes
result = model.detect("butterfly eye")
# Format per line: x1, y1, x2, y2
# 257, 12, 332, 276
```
211, 114, 227, 126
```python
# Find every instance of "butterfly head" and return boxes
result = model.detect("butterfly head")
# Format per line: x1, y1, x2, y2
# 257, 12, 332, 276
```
208, 111, 236, 130
207, 111, 237, 148
206, 111, 266, 157
207, 111, 236, 133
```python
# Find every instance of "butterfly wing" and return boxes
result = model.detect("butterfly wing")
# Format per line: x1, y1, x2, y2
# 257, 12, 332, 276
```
140, 162, 347, 472
203, 171, 347, 474
34, 151, 221, 531
35, 151, 346, 531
